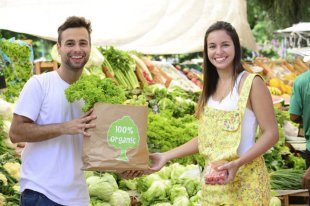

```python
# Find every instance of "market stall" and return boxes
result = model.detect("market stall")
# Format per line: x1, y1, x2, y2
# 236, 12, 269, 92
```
0, 39, 309, 205
1, 1, 310, 205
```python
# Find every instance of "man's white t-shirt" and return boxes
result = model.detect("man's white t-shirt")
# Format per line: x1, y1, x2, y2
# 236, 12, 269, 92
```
14, 71, 89, 206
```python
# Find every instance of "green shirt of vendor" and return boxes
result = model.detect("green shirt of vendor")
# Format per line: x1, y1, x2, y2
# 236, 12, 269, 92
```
289, 70, 310, 150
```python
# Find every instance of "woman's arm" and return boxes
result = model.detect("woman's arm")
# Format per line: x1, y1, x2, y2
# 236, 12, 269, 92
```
239, 76, 279, 164
149, 137, 199, 172
219, 76, 279, 182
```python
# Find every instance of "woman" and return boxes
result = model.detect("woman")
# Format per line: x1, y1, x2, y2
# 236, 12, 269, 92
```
148, 21, 279, 205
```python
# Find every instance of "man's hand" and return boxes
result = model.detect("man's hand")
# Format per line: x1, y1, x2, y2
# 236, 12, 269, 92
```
119, 170, 145, 180
63, 108, 97, 136
303, 167, 310, 189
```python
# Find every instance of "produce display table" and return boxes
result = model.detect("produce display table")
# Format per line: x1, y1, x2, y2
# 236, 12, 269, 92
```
276, 189, 309, 206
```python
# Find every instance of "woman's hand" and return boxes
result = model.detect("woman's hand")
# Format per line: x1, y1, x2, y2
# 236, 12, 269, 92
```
120, 152, 168, 178
204, 160, 228, 185
145, 153, 168, 174
217, 160, 241, 184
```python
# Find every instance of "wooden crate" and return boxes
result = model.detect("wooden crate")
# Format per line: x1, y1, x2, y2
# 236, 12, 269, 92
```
35, 61, 58, 74
276, 189, 309, 206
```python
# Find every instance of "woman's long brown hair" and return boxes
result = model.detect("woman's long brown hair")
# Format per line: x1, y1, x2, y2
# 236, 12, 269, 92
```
195, 21, 245, 118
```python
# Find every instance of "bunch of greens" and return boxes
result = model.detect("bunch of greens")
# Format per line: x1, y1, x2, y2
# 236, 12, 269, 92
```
0, 117, 21, 205
65, 74, 126, 112
147, 110, 204, 167
0, 39, 33, 102
98, 46, 139, 90
263, 108, 306, 171
143, 85, 198, 118
269, 168, 304, 190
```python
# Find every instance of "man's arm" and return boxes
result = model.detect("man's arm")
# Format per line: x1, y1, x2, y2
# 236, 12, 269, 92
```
303, 167, 310, 189
290, 113, 302, 124
9, 109, 96, 143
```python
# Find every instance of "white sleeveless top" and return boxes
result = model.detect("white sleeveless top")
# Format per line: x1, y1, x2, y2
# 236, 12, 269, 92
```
207, 71, 257, 155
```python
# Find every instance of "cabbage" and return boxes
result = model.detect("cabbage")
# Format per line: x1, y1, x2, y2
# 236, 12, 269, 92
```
169, 185, 188, 202
100, 173, 118, 191
84, 171, 95, 179
269, 197, 281, 206
136, 173, 163, 192
0, 98, 14, 120
169, 163, 186, 183
172, 196, 190, 206
157, 166, 172, 180
119, 178, 137, 190
189, 190, 201, 205
152, 203, 172, 206
90, 198, 111, 206
182, 178, 200, 197
88, 180, 114, 201
86, 176, 101, 186
140, 180, 171, 205
109, 190, 131, 206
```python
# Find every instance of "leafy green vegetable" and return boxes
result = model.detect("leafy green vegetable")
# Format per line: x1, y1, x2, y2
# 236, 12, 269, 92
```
147, 110, 204, 167
109, 190, 131, 206
169, 185, 188, 202
65, 75, 126, 112
118, 178, 137, 191
0, 39, 33, 102
269, 168, 304, 190
139, 180, 171, 205
152, 203, 172, 206
189, 190, 201, 205
172, 196, 190, 206
98, 46, 139, 89
90, 198, 111, 206
88, 179, 114, 202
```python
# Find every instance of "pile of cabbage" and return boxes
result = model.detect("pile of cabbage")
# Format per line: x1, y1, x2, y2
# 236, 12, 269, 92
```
86, 172, 131, 206
85, 163, 202, 206
121, 163, 202, 206
86, 163, 281, 206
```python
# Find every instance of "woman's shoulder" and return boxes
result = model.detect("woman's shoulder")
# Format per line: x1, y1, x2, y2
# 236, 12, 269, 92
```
241, 72, 264, 84
238, 72, 265, 94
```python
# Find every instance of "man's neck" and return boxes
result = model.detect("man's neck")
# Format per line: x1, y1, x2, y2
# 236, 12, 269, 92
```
57, 67, 83, 84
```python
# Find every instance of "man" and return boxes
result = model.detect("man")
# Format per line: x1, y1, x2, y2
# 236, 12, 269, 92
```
289, 70, 310, 203
9, 16, 96, 206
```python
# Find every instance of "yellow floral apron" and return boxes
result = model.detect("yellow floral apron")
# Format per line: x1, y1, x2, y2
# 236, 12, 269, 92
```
198, 74, 270, 206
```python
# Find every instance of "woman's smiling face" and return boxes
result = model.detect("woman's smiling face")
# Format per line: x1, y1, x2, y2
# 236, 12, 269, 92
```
206, 29, 235, 71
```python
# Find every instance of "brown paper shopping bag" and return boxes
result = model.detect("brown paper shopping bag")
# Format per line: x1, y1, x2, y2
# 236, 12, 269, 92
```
82, 103, 149, 172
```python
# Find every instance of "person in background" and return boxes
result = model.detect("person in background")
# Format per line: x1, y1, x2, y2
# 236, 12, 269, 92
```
147, 21, 279, 205
289, 70, 310, 204
9, 16, 97, 206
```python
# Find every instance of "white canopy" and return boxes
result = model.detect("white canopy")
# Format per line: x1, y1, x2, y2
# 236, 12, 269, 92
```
276, 22, 310, 33
0, 0, 257, 54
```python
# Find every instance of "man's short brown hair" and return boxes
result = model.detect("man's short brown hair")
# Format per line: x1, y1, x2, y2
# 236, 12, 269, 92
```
57, 16, 92, 44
